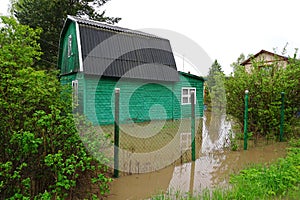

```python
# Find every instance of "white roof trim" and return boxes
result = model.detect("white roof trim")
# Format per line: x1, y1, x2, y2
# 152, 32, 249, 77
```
75, 21, 83, 72
66, 15, 83, 72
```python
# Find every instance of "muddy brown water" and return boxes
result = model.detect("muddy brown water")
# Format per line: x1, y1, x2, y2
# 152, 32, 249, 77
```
106, 112, 288, 200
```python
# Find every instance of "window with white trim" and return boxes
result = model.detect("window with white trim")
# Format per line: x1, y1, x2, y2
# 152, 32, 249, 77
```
181, 87, 196, 105
67, 35, 72, 57
72, 80, 78, 106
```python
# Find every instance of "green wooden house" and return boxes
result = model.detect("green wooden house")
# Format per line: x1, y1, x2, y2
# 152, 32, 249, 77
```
58, 16, 204, 125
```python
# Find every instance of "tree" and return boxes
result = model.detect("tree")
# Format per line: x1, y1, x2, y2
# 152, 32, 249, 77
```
230, 53, 245, 73
210, 72, 226, 111
0, 16, 111, 199
205, 60, 226, 112
207, 59, 224, 90
13, 0, 121, 70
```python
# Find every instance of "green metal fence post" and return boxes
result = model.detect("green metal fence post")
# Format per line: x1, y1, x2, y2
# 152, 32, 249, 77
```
191, 90, 196, 161
244, 90, 249, 150
280, 92, 285, 142
114, 88, 120, 178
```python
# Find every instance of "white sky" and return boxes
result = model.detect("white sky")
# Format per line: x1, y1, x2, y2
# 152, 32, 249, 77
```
1, 0, 300, 75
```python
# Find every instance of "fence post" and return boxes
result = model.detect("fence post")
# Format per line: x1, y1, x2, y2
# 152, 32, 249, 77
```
114, 88, 120, 178
244, 90, 249, 150
191, 91, 196, 161
280, 92, 285, 142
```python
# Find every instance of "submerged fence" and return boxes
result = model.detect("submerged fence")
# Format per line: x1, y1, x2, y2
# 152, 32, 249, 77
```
83, 88, 236, 178
110, 88, 202, 176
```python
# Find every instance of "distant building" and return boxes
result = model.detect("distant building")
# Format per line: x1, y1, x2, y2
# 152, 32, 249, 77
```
241, 49, 289, 73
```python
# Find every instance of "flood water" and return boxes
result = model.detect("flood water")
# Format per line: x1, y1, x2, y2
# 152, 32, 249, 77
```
106, 112, 288, 200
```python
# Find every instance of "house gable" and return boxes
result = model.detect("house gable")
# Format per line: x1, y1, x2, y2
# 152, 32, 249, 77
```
241, 49, 288, 72
59, 15, 179, 82
58, 21, 80, 75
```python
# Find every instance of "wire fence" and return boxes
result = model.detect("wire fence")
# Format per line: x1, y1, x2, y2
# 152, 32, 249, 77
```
89, 90, 238, 177
93, 89, 204, 176
82, 89, 244, 179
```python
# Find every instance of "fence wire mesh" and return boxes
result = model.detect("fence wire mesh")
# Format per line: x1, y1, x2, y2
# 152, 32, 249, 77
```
87, 110, 236, 178
112, 118, 203, 175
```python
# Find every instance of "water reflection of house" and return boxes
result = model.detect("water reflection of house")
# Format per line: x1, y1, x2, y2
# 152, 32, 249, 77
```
241, 49, 289, 73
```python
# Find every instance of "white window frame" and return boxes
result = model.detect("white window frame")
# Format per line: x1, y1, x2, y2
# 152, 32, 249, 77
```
67, 35, 72, 57
72, 80, 78, 106
181, 87, 196, 105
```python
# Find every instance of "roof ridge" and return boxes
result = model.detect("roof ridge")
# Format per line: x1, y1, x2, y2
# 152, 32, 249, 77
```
241, 49, 289, 66
67, 15, 161, 39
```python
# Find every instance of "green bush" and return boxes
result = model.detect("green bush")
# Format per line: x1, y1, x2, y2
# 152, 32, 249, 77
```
0, 16, 111, 199
226, 53, 300, 139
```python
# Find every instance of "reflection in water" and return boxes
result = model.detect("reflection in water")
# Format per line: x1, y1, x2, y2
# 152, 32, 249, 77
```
167, 142, 287, 196
201, 112, 231, 153
107, 112, 287, 199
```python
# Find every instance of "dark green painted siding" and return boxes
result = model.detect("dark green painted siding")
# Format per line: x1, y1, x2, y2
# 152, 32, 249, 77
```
60, 73, 203, 125
61, 73, 203, 124
83, 76, 178, 124
81, 74, 203, 125
59, 22, 80, 75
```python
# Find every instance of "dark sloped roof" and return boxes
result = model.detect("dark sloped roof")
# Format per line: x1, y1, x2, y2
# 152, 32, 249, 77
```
66, 16, 179, 82
179, 71, 205, 81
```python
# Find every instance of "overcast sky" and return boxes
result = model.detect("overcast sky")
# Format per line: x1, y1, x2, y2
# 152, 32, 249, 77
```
1, 0, 300, 75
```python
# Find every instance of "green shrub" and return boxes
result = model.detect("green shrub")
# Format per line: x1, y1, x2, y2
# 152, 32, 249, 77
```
226, 53, 300, 140
0, 16, 111, 199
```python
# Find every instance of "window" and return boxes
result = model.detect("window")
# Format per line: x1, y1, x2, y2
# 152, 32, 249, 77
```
259, 64, 274, 76
72, 80, 78, 106
67, 35, 72, 57
181, 87, 196, 105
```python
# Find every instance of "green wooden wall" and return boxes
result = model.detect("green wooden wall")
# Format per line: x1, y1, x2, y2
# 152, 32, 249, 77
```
60, 73, 203, 125
81, 73, 203, 125
84, 76, 173, 124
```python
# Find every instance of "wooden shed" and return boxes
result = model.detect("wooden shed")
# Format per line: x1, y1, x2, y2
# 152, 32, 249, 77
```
58, 16, 204, 125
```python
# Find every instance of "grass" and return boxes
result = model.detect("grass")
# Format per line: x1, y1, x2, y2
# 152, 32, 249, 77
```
151, 138, 300, 200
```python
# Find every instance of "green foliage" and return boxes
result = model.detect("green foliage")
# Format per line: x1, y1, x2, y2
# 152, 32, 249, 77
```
229, 130, 239, 151
210, 72, 226, 111
13, 0, 121, 69
206, 60, 226, 112
230, 53, 245, 73
0, 16, 111, 199
207, 59, 224, 90
226, 52, 300, 139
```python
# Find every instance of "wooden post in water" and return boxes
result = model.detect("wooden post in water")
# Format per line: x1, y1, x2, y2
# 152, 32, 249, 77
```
191, 90, 196, 161
189, 161, 196, 196
244, 90, 249, 150
114, 88, 120, 178
280, 92, 285, 142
